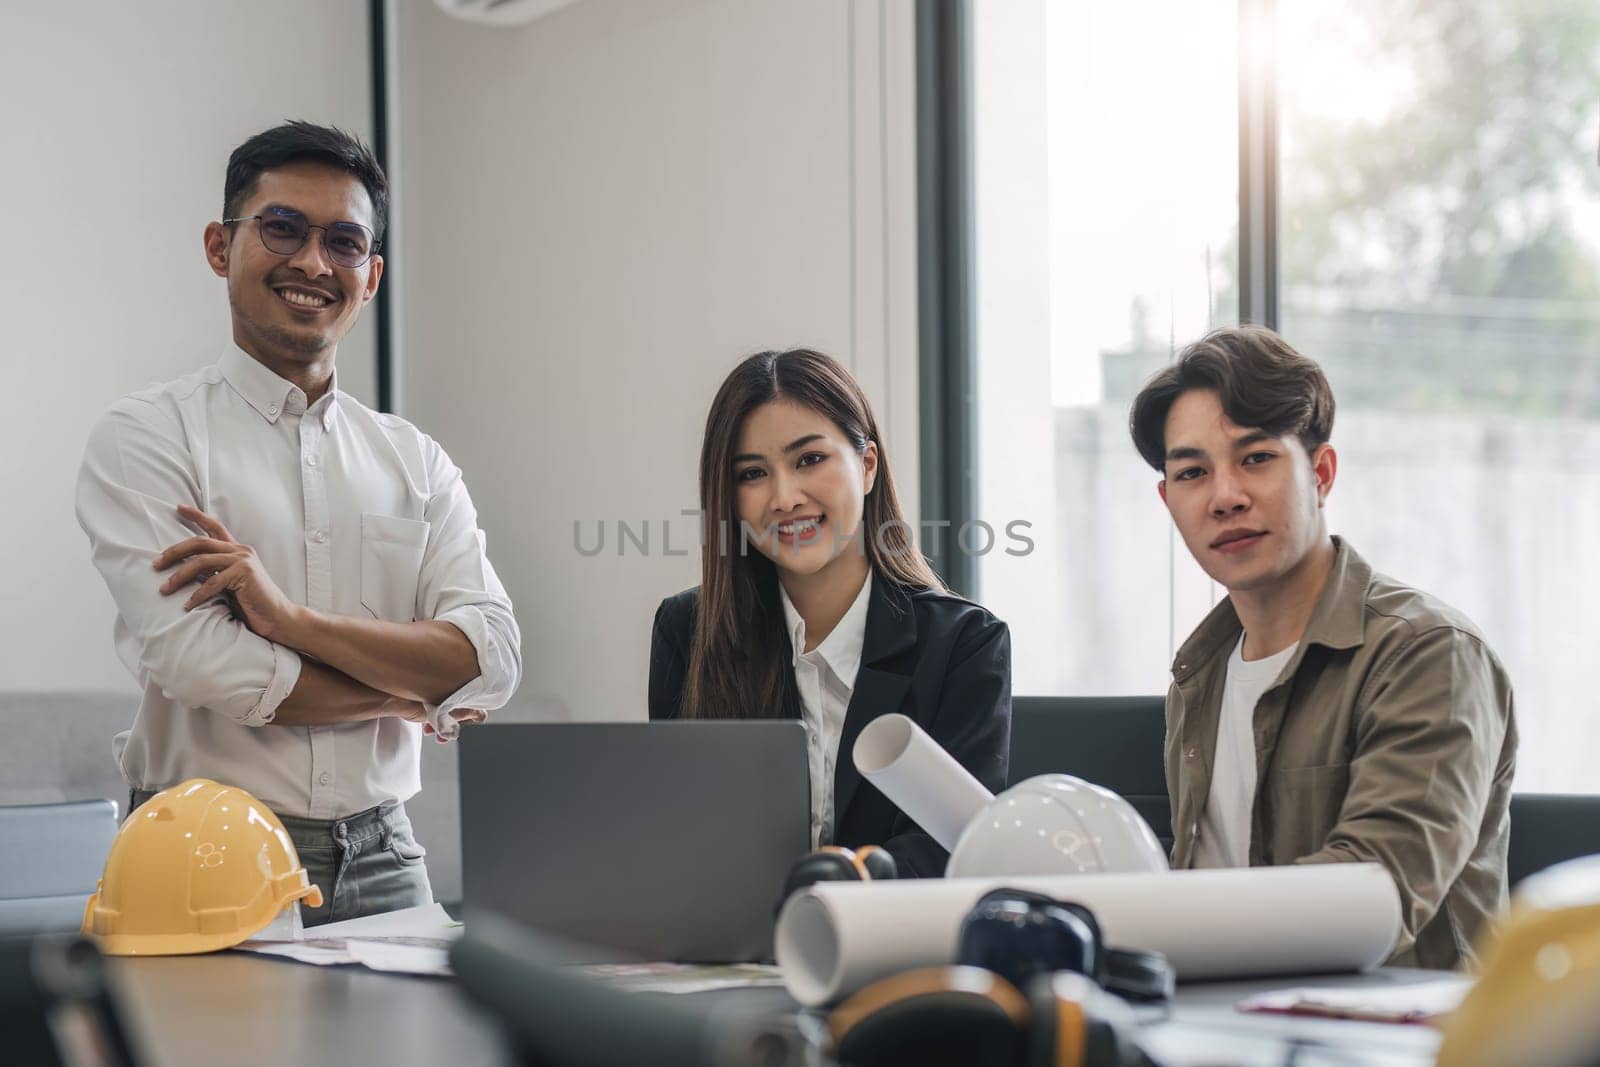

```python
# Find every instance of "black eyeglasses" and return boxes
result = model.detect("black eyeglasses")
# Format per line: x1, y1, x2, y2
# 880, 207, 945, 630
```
223, 210, 378, 268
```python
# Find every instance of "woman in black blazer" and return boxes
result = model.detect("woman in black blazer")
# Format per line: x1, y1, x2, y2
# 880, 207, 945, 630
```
648, 348, 1010, 877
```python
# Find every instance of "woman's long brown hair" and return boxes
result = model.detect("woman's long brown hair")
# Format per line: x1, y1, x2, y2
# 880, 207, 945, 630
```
682, 349, 944, 720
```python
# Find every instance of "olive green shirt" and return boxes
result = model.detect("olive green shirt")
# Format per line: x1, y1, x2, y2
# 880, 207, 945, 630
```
1165, 538, 1516, 969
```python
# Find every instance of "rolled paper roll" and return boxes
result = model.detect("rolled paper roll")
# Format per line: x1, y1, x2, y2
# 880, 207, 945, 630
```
775, 863, 1402, 1007
853, 714, 994, 852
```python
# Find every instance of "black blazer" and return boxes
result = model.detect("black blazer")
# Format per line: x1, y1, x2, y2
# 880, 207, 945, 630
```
648, 575, 1011, 877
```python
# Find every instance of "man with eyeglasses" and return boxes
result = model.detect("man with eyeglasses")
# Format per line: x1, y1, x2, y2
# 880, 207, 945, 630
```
75, 122, 522, 924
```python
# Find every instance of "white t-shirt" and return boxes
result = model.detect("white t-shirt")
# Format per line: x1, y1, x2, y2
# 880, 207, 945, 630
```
1191, 634, 1298, 869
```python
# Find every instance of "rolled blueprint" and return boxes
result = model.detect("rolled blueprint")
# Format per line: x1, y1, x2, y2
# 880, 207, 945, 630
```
854, 714, 994, 851
775, 863, 1401, 1006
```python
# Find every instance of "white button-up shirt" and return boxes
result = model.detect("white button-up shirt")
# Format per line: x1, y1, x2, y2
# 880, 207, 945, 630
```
75, 345, 521, 819
780, 571, 872, 848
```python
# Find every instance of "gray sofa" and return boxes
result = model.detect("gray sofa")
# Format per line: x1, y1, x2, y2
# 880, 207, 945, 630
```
1, 691, 464, 903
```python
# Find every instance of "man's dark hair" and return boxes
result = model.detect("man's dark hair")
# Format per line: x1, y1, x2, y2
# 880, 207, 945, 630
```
223, 121, 389, 245
1128, 324, 1336, 471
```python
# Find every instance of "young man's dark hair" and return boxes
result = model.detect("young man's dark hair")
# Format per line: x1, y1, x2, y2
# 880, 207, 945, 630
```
1128, 324, 1335, 470
223, 120, 389, 244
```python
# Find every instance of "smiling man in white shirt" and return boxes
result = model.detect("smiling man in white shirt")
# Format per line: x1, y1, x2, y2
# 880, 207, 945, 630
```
75, 121, 522, 925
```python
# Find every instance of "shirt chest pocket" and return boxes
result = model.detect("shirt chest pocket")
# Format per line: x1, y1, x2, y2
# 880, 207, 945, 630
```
360, 514, 430, 623
1264, 761, 1350, 861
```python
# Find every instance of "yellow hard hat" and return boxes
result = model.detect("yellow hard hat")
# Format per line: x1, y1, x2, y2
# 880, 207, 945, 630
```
1436, 854, 1600, 1066
81, 778, 323, 956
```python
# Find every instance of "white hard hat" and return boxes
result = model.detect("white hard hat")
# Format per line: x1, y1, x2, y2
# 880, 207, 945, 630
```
946, 774, 1169, 879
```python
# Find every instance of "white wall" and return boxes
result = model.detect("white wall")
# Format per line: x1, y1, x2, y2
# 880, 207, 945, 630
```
0, 1, 376, 692
394, 0, 920, 721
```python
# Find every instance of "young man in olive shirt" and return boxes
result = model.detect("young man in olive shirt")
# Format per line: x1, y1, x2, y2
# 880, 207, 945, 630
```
1130, 325, 1516, 969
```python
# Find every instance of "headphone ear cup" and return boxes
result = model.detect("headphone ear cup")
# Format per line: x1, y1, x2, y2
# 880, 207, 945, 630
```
830, 966, 1029, 1067
958, 889, 1099, 991
1058, 901, 1106, 947
1025, 972, 1160, 1067
777, 848, 866, 914
1024, 971, 1091, 1067
855, 845, 898, 882
1101, 947, 1175, 1003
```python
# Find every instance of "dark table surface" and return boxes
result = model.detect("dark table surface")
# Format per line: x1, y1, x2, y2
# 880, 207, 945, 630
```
109, 952, 1448, 1067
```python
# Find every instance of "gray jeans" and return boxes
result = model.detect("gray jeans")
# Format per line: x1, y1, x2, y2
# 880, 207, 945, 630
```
129, 790, 432, 928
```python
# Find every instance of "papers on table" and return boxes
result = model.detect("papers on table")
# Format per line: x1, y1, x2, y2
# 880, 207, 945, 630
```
1236, 976, 1474, 1025
234, 902, 462, 977
235, 903, 783, 990
309, 902, 462, 940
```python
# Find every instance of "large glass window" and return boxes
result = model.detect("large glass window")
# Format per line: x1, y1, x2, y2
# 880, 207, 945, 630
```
1278, 1, 1600, 791
971, 0, 1600, 790
972, 0, 1238, 697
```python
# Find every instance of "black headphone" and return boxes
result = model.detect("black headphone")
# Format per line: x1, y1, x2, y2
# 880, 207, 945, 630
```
777, 845, 899, 913
823, 889, 1169, 1067
959, 889, 1174, 1004
827, 966, 1155, 1067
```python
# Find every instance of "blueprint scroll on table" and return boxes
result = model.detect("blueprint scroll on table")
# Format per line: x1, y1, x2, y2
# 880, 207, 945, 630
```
776, 863, 1402, 1006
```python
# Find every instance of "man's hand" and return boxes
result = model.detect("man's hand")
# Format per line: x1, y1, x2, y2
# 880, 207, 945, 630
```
393, 701, 431, 724
371, 697, 486, 738
392, 700, 487, 740
155, 505, 301, 643
421, 707, 487, 744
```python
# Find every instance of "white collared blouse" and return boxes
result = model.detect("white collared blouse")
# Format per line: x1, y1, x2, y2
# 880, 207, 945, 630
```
780, 570, 872, 847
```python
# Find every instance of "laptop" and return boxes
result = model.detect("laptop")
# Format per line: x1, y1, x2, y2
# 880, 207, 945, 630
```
460, 721, 810, 963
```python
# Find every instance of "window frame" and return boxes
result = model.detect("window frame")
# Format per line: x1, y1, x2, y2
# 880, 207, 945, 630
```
925, 0, 1284, 601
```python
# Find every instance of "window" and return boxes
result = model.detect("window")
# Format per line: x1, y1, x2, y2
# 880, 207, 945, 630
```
1278, 0, 1600, 791
968, 0, 1600, 790
972, 0, 1239, 696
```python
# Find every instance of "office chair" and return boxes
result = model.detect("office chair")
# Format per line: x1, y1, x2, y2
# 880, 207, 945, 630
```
1508, 794, 1600, 889
1007, 697, 1171, 848
0, 799, 119, 935
1010, 703, 1600, 889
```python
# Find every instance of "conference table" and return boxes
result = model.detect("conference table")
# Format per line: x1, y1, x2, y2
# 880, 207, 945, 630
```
109, 950, 1448, 1066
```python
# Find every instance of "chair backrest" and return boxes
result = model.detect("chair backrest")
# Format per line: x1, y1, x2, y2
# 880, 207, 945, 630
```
0, 688, 577, 910
1008, 695, 1172, 848
1508, 794, 1600, 889
0, 799, 119, 935
0, 692, 133, 807
1008, 698, 1596, 891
